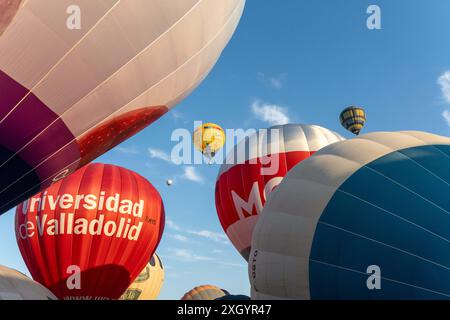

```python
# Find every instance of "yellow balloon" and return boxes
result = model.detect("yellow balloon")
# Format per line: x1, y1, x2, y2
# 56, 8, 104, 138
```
120, 254, 164, 300
193, 123, 226, 160
339, 106, 366, 135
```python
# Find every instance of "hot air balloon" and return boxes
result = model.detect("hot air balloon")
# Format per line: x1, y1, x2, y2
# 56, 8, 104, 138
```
166, 179, 173, 187
0, 0, 22, 37
120, 253, 164, 300
339, 106, 366, 135
181, 285, 229, 300
15, 163, 165, 300
193, 123, 226, 163
0, 265, 57, 300
216, 124, 344, 260
249, 131, 450, 300
0, 0, 245, 215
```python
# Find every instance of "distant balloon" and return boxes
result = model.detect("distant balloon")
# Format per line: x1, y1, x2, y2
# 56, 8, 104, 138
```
250, 131, 450, 299
0, 0, 22, 37
181, 285, 229, 300
193, 123, 226, 163
0, 0, 245, 215
0, 265, 57, 300
216, 124, 344, 260
16, 163, 165, 300
166, 179, 173, 186
340, 106, 366, 135
120, 253, 164, 300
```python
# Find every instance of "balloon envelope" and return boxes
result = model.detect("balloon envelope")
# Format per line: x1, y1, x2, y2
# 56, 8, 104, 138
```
249, 131, 450, 299
15, 163, 165, 300
0, 0, 22, 36
339, 106, 366, 135
0, 0, 245, 214
193, 123, 226, 160
0, 265, 57, 300
181, 285, 228, 300
216, 124, 344, 260
120, 253, 164, 300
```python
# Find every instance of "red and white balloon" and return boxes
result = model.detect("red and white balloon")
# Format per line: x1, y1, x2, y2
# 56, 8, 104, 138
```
215, 124, 344, 260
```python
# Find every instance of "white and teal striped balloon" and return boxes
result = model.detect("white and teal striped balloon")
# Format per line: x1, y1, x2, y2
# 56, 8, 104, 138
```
250, 131, 450, 300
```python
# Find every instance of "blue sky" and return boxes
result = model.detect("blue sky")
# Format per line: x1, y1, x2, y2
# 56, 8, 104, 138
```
1, 0, 450, 299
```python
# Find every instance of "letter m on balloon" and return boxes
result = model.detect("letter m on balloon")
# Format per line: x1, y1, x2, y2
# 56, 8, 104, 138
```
231, 182, 263, 220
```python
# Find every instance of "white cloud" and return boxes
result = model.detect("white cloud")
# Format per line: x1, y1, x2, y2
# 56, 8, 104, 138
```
257, 72, 286, 89
443, 110, 450, 127
116, 146, 140, 154
166, 219, 182, 231
438, 71, 450, 127
170, 234, 189, 242
438, 71, 450, 104
171, 110, 183, 121
251, 100, 290, 126
148, 148, 171, 163
214, 261, 246, 268
182, 166, 204, 184
189, 230, 229, 244
170, 249, 213, 262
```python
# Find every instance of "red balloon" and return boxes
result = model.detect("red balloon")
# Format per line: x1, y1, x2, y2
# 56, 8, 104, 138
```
215, 124, 344, 260
15, 163, 165, 300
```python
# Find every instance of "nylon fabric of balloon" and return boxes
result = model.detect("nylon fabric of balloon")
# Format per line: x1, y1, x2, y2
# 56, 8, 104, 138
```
0, 0, 245, 214
15, 163, 165, 300
339, 106, 366, 135
193, 123, 226, 160
0, 265, 57, 300
181, 285, 229, 300
0, 0, 22, 37
120, 253, 164, 300
216, 124, 344, 260
249, 131, 450, 300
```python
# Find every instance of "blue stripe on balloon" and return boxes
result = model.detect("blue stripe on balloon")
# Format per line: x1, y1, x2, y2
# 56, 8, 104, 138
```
309, 144, 450, 299
366, 144, 450, 208
434, 144, 450, 157
398, 145, 450, 184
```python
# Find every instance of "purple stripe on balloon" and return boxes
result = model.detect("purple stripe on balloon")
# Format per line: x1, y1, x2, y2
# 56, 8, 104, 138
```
37, 147, 81, 190
0, 94, 61, 149
19, 123, 81, 184
0, 69, 28, 119
0, 69, 80, 182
